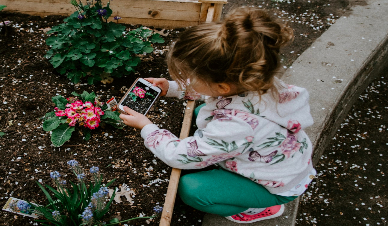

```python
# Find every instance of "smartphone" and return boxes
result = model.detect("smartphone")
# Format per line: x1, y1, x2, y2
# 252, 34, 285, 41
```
118, 78, 161, 115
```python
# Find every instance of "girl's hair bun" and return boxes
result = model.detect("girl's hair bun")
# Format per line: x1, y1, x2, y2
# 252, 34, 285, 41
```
221, 7, 293, 52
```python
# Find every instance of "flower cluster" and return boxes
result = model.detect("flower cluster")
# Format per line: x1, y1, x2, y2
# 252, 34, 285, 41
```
133, 87, 146, 98
17, 200, 32, 214
54, 98, 104, 129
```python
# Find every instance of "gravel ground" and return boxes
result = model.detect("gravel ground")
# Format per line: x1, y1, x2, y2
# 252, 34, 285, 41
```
296, 74, 388, 225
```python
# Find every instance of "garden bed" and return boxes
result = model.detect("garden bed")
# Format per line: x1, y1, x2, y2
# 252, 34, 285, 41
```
0, 11, 206, 226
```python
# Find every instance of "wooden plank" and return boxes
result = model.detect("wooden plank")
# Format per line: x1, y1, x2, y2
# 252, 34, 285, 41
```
205, 5, 215, 22
212, 3, 224, 22
159, 100, 195, 226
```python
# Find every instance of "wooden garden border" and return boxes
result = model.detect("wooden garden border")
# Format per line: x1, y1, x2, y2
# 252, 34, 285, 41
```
0, 0, 227, 28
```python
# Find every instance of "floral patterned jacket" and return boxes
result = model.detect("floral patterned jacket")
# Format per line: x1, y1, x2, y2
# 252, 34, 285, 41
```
140, 80, 315, 194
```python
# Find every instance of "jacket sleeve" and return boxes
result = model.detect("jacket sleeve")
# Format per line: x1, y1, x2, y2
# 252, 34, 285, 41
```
165, 81, 207, 101
140, 116, 254, 169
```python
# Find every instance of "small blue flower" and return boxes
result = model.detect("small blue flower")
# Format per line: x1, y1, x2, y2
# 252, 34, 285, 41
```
50, 171, 60, 179
90, 166, 99, 174
97, 9, 107, 16
17, 200, 31, 212
98, 187, 109, 196
67, 160, 79, 167
52, 210, 60, 217
78, 14, 85, 20
114, 16, 121, 20
77, 173, 85, 180
60, 180, 67, 185
81, 206, 93, 222
153, 205, 163, 214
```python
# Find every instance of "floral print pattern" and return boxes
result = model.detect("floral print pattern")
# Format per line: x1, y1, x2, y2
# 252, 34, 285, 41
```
280, 132, 302, 158
225, 160, 238, 172
195, 152, 241, 168
279, 85, 300, 103
287, 120, 301, 133
257, 179, 285, 188
211, 109, 259, 130
146, 129, 176, 149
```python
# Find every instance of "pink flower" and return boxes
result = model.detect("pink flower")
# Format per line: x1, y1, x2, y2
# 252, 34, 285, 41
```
82, 108, 97, 121
287, 120, 301, 134
54, 107, 66, 117
65, 108, 78, 118
280, 133, 301, 158
225, 160, 238, 172
85, 118, 100, 129
83, 101, 93, 109
66, 117, 77, 126
133, 87, 146, 98
71, 100, 84, 110
94, 107, 104, 116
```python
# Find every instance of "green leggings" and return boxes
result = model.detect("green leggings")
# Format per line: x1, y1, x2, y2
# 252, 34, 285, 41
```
178, 104, 297, 217
178, 168, 297, 217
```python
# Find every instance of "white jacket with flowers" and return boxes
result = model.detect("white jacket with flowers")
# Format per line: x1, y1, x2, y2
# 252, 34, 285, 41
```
140, 80, 315, 194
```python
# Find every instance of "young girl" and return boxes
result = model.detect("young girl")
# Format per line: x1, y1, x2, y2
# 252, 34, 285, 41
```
120, 7, 316, 224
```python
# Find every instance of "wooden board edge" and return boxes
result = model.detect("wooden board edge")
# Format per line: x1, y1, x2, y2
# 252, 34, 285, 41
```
159, 100, 195, 226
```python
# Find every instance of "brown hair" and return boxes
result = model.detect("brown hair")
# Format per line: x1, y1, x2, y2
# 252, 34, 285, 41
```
167, 7, 293, 96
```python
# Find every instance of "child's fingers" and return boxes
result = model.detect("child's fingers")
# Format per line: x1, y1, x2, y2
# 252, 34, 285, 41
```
122, 106, 138, 116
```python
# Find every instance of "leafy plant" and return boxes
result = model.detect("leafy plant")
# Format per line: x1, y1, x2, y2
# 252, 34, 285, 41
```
45, 0, 164, 84
42, 91, 122, 147
29, 160, 152, 225
0, 131, 4, 137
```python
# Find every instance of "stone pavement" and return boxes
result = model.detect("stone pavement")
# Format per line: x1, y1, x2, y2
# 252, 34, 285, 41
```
202, 0, 388, 225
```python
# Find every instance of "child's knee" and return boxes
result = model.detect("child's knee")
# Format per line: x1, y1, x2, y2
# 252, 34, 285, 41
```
178, 174, 204, 206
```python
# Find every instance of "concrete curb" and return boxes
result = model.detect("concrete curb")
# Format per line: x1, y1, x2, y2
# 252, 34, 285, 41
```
202, 0, 388, 225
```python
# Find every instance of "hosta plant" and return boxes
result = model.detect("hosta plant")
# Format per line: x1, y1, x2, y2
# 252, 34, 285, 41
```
29, 160, 152, 225
44, 0, 164, 84
43, 91, 122, 147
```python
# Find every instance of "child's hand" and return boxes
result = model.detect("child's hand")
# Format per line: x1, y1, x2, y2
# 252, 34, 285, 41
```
119, 106, 152, 130
145, 78, 169, 96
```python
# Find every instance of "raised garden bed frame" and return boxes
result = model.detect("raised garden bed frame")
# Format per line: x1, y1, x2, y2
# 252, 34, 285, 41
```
0, 0, 227, 225
0, 0, 227, 28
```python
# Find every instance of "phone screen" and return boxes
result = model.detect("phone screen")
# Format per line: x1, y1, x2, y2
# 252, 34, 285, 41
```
119, 79, 160, 115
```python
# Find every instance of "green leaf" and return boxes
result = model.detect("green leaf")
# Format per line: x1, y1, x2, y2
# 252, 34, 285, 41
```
106, 22, 125, 37
0, 5, 7, 11
43, 111, 56, 120
142, 45, 154, 53
101, 110, 121, 121
126, 57, 140, 67
67, 49, 83, 60
82, 91, 96, 102
50, 54, 66, 68
43, 116, 62, 132
104, 57, 121, 72
80, 53, 96, 67
46, 36, 66, 49
0, 132, 5, 137
101, 42, 120, 54
140, 29, 152, 38
149, 33, 164, 43
116, 51, 130, 61
52, 95, 68, 110
51, 124, 75, 147
71, 91, 80, 97
84, 129, 91, 140
242, 100, 254, 114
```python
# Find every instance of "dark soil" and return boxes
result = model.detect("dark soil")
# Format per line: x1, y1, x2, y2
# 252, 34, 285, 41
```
1, 0, 382, 225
